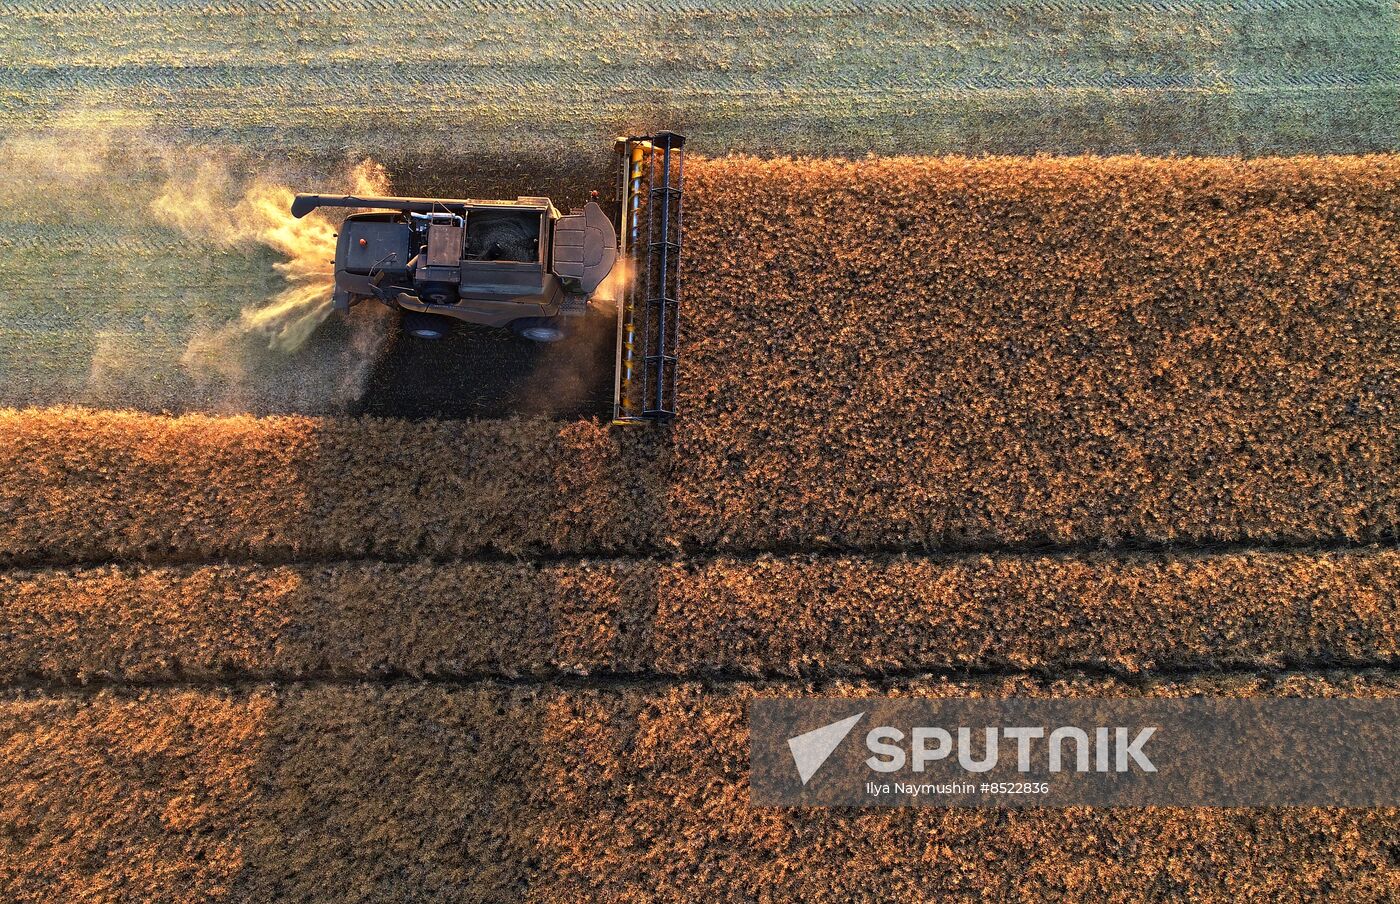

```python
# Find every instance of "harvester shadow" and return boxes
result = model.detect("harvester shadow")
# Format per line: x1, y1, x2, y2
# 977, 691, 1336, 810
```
239, 679, 555, 898
352, 308, 619, 421
233, 428, 678, 898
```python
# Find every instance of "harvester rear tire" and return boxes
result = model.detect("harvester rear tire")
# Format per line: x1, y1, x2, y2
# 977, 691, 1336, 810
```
510, 318, 568, 343
402, 311, 450, 340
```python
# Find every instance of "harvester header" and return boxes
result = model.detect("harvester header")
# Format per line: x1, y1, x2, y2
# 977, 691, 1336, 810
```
612, 131, 686, 424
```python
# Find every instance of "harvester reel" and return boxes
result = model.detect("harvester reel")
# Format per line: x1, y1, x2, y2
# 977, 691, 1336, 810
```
611, 132, 686, 425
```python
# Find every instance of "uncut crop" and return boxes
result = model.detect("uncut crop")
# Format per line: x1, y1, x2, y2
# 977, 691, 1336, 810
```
0, 549, 1395, 682
0, 676, 1395, 903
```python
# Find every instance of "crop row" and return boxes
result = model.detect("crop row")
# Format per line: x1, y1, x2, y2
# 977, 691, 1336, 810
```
0, 548, 1395, 682
1, 674, 1395, 903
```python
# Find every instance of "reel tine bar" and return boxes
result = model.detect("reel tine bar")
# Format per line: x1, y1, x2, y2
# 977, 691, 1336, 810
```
613, 132, 685, 425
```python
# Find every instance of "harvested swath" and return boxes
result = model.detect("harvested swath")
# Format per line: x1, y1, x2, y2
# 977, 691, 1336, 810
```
0, 549, 1396, 682
4, 1, 1397, 157
2, 156, 1398, 564
0, 675, 1395, 903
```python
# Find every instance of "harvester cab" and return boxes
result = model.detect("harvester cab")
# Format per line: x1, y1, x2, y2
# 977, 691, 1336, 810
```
291, 131, 686, 424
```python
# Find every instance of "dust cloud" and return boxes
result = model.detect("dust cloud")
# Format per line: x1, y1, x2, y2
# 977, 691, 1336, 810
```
0, 112, 393, 414
513, 255, 631, 418
153, 158, 386, 353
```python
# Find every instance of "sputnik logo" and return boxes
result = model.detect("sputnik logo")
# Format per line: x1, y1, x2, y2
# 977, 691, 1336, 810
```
787, 712, 865, 785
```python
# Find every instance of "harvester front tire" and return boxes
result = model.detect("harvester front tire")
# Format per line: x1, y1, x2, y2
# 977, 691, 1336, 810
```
402, 311, 450, 341
510, 318, 568, 343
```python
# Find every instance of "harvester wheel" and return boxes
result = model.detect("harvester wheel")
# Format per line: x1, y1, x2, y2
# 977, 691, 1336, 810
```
421, 283, 455, 306
510, 317, 567, 343
402, 311, 450, 340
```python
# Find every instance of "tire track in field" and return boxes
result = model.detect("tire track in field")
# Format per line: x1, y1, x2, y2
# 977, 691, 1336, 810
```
0, 0, 1391, 14
1, 662, 1397, 696
0, 535, 1394, 572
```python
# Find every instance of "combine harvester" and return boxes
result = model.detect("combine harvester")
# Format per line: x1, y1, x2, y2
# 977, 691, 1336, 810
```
291, 132, 685, 424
